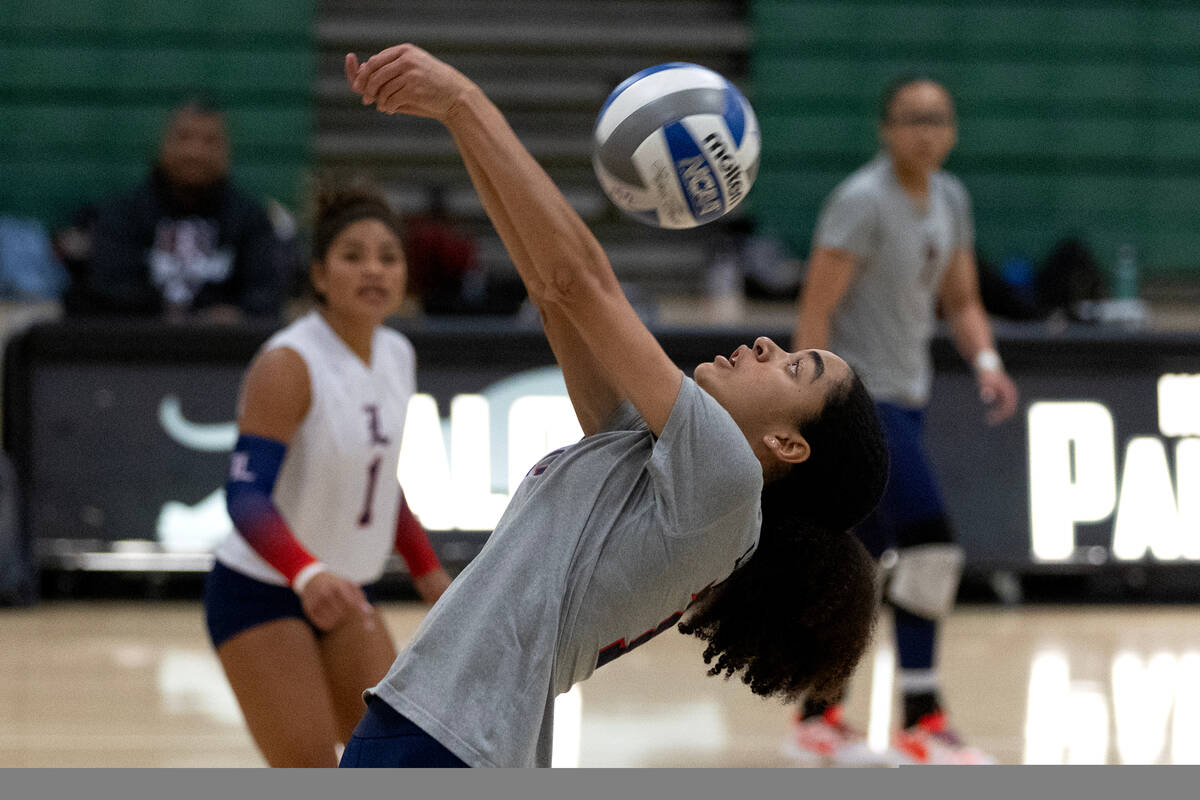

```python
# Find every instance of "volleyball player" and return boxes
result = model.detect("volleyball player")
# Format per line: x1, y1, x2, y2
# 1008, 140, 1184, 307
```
788, 76, 1018, 765
203, 184, 453, 767
335, 44, 889, 768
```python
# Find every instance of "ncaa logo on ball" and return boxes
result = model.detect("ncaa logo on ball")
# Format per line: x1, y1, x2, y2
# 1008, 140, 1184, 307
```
593, 62, 760, 229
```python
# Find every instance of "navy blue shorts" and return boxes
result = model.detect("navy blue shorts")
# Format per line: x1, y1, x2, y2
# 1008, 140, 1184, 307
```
339, 696, 468, 768
854, 402, 953, 559
203, 560, 377, 649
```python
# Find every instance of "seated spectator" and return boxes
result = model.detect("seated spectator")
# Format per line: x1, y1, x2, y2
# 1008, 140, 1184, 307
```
403, 186, 481, 315
77, 98, 286, 322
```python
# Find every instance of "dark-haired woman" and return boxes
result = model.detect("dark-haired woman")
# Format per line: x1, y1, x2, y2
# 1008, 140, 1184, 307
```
789, 77, 1018, 765
204, 185, 453, 767
337, 44, 888, 768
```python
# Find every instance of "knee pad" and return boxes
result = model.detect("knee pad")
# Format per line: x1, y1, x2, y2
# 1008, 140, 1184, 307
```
884, 543, 964, 620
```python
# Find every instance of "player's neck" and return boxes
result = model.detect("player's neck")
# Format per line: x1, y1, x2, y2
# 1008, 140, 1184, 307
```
319, 307, 375, 365
891, 161, 931, 197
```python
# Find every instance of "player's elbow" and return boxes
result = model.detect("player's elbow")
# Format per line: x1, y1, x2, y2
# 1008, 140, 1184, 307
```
545, 251, 618, 312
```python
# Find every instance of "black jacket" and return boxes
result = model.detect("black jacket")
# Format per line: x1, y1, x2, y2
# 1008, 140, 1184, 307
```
83, 167, 284, 318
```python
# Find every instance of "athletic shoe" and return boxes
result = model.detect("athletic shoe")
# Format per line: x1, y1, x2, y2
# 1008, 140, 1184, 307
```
893, 710, 997, 765
781, 706, 900, 767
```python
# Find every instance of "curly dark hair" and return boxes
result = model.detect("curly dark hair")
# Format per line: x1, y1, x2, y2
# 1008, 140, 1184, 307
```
679, 371, 888, 701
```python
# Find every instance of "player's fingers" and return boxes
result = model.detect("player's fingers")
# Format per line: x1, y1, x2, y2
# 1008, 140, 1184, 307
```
1000, 386, 1019, 420
363, 65, 409, 107
375, 78, 411, 114
306, 597, 339, 631
352, 45, 401, 94
986, 385, 1018, 425
1000, 379, 1018, 411
344, 584, 373, 616
361, 48, 412, 101
307, 581, 357, 630
344, 53, 360, 87
326, 593, 356, 629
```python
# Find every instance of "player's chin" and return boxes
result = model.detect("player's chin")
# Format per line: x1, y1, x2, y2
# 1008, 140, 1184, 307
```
693, 361, 717, 388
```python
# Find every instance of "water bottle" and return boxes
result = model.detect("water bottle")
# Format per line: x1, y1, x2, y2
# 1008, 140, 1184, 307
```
1113, 243, 1138, 300
1106, 243, 1146, 327
705, 251, 745, 323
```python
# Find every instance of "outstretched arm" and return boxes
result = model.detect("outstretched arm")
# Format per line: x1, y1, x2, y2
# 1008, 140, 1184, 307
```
348, 45, 682, 435
425, 63, 624, 435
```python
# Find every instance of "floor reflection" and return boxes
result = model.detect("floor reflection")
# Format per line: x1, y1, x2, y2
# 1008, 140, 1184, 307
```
1, 603, 1199, 766
1024, 647, 1200, 764
156, 649, 243, 727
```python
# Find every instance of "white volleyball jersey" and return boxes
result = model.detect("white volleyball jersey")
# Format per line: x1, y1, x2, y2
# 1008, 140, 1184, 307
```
215, 311, 417, 585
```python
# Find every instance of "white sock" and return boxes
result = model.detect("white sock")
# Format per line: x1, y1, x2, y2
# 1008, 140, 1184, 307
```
899, 668, 940, 695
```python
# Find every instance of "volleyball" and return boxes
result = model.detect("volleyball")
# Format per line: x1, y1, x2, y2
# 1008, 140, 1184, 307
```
592, 62, 760, 229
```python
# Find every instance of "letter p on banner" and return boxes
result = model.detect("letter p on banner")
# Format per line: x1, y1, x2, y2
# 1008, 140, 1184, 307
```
1027, 402, 1118, 561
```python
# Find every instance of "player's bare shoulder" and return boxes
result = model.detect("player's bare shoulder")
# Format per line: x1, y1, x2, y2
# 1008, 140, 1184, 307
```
238, 345, 312, 440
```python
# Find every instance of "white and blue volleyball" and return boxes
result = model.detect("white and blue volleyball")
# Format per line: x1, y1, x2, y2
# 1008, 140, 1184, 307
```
593, 62, 760, 229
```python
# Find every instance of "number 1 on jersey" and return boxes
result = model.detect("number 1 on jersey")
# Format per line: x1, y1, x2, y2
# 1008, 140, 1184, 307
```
358, 455, 382, 527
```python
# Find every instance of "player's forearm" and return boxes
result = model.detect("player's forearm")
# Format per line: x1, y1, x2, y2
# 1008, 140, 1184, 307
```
793, 248, 856, 351
454, 119, 624, 433
945, 301, 997, 365
443, 85, 617, 305
394, 494, 443, 579
450, 124, 547, 302
793, 301, 832, 351
226, 435, 320, 586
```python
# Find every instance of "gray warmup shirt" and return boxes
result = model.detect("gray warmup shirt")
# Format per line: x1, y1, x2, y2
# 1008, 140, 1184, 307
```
368, 377, 762, 767
813, 154, 974, 407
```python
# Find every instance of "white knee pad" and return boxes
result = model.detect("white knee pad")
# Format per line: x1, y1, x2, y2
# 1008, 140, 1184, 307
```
884, 543, 965, 620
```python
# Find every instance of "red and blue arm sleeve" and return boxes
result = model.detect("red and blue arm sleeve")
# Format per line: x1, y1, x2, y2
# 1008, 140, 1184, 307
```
225, 434, 318, 584
394, 492, 442, 578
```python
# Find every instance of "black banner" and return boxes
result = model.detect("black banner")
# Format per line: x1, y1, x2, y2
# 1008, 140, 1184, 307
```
5, 318, 1199, 587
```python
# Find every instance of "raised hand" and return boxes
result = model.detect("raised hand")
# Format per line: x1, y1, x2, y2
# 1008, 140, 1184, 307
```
345, 44, 475, 122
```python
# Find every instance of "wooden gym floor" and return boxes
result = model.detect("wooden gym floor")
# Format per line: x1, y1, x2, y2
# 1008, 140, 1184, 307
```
2, 601, 1198, 767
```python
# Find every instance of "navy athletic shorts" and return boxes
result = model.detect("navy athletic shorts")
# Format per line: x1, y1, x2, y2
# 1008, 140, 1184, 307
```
854, 401, 952, 559
203, 560, 377, 649
340, 695, 469, 768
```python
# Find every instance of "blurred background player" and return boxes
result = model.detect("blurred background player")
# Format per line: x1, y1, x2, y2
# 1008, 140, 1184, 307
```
788, 76, 1019, 766
337, 44, 888, 768
203, 183, 453, 767
76, 99, 288, 322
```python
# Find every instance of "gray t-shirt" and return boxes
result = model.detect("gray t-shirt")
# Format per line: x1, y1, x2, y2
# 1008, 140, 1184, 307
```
368, 377, 762, 767
813, 154, 974, 407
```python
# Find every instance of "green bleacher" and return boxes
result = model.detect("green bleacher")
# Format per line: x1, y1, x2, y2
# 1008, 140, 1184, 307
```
4, 1, 1197, 287
750, 0, 1200, 279
0, 0, 314, 226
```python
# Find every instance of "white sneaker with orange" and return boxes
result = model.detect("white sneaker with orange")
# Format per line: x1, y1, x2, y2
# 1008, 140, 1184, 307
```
781, 706, 900, 767
894, 711, 997, 765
